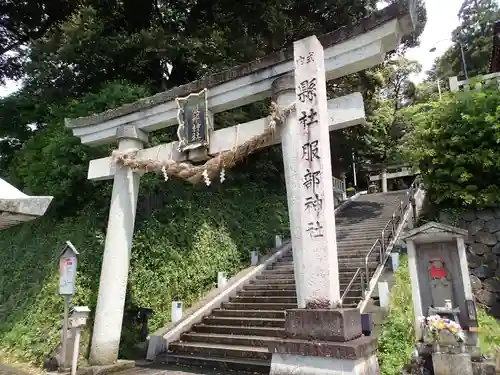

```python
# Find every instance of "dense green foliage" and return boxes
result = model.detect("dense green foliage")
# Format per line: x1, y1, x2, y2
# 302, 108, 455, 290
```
404, 85, 500, 208
430, 0, 500, 83
0, 164, 289, 362
0, 0, 426, 174
359, 58, 421, 173
377, 257, 415, 375
9, 81, 151, 215
477, 305, 500, 358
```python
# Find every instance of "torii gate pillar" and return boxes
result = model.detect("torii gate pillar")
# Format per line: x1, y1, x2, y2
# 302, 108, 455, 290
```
89, 126, 147, 365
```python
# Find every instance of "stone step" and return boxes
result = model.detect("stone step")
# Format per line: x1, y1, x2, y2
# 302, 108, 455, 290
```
249, 278, 296, 286
222, 302, 297, 310
181, 332, 277, 348
341, 296, 362, 305
238, 288, 362, 298
268, 264, 294, 270
260, 269, 294, 275
251, 272, 364, 284
338, 260, 379, 268
203, 316, 285, 327
338, 238, 383, 245
338, 251, 382, 258
238, 289, 296, 297
336, 226, 393, 234
335, 221, 392, 228
255, 273, 294, 280
336, 229, 384, 236
277, 251, 381, 263
212, 309, 285, 319
244, 283, 296, 290
193, 324, 285, 337
156, 352, 270, 373
275, 250, 381, 264
168, 342, 271, 361
255, 273, 359, 282
229, 296, 297, 304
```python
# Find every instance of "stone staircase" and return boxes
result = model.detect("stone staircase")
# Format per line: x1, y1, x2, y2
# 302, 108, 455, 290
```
153, 191, 410, 373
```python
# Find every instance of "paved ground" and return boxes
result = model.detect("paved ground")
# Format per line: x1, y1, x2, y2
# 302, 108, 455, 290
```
121, 367, 258, 375
0, 365, 32, 375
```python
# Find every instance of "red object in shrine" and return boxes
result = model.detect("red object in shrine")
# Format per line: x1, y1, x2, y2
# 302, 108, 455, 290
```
429, 258, 447, 279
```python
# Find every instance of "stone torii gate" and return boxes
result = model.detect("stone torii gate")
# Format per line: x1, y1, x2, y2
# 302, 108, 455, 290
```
65, 1, 416, 367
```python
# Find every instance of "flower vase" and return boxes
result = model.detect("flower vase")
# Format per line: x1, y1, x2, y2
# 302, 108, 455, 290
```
459, 343, 466, 353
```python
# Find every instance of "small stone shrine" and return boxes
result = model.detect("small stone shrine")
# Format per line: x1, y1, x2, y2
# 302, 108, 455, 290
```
401, 222, 478, 347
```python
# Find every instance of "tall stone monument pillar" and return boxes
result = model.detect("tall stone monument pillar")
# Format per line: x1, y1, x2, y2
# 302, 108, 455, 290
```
269, 35, 380, 375
274, 35, 340, 309
89, 125, 147, 365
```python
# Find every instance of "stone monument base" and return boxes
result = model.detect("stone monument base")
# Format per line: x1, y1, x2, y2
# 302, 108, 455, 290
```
270, 347, 379, 375
268, 308, 380, 375
432, 352, 473, 375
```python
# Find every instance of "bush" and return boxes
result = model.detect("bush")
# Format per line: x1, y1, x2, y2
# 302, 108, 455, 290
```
377, 257, 415, 375
405, 87, 500, 208
477, 305, 500, 358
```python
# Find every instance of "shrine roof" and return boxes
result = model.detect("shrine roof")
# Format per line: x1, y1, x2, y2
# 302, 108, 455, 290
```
401, 221, 468, 241
65, 0, 416, 129
60, 240, 79, 257
0, 178, 53, 230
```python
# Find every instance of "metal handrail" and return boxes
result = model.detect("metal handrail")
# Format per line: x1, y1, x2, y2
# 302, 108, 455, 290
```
364, 177, 420, 285
339, 267, 364, 307
342, 176, 420, 307
364, 238, 383, 281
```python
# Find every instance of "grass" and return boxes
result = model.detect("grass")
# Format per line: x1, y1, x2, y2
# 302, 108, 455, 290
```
477, 305, 500, 359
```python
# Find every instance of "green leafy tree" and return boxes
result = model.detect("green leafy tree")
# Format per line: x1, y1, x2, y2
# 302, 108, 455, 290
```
434, 0, 500, 80
405, 86, 500, 208
360, 58, 422, 171
0, 0, 81, 83
10, 81, 151, 216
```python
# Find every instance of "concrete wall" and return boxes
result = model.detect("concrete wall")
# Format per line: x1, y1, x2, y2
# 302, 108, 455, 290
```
439, 209, 500, 317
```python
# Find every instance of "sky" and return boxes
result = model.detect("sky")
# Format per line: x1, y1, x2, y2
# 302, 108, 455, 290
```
0, 0, 466, 97
405, 0, 463, 81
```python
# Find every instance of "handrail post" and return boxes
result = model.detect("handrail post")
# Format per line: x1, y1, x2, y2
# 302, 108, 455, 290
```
365, 262, 370, 288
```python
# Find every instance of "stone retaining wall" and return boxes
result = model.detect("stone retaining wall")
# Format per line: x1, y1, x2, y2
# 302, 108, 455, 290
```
440, 209, 500, 317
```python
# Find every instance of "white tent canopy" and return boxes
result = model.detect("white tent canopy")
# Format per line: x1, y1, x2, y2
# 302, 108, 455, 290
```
0, 178, 53, 230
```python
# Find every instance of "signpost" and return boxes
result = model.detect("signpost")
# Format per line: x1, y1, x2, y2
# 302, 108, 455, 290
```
59, 241, 79, 370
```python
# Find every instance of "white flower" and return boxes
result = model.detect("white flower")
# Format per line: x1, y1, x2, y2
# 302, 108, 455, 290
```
456, 331, 466, 342
202, 169, 211, 186
161, 165, 169, 182
220, 168, 226, 183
